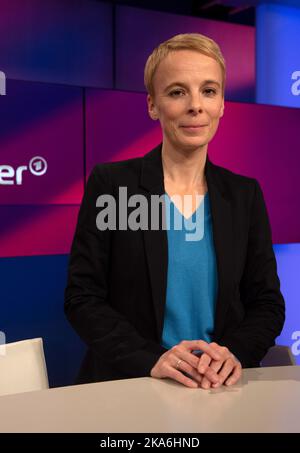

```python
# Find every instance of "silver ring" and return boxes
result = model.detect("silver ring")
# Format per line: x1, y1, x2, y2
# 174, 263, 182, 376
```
176, 359, 183, 370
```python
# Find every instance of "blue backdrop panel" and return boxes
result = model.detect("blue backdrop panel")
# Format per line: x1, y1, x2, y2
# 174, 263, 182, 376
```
0, 254, 86, 388
0, 0, 113, 88
275, 243, 300, 364
256, 3, 300, 108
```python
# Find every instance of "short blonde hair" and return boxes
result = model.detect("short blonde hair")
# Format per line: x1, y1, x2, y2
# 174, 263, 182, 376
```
144, 33, 226, 98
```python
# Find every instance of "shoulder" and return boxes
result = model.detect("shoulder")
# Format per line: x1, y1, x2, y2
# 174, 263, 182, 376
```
89, 155, 142, 183
208, 160, 258, 198
210, 161, 255, 186
93, 155, 143, 172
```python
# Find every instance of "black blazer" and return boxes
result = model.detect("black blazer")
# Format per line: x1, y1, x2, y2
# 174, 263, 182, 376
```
65, 143, 285, 384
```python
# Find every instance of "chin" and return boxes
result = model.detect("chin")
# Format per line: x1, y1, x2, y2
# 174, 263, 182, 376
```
180, 139, 208, 150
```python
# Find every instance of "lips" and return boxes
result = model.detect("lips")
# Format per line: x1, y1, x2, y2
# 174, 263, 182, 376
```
180, 124, 208, 128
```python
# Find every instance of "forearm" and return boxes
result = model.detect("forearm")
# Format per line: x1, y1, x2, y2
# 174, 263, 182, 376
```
219, 297, 285, 367
64, 293, 167, 377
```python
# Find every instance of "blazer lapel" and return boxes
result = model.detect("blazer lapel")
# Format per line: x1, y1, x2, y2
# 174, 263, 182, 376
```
205, 159, 234, 340
139, 144, 168, 339
140, 143, 234, 342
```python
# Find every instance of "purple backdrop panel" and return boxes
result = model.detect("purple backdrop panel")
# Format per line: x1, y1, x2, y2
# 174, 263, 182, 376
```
0, 79, 83, 205
115, 5, 255, 102
85, 89, 162, 175
0, 0, 112, 88
0, 205, 80, 258
209, 102, 300, 244
86, 89, 300, 244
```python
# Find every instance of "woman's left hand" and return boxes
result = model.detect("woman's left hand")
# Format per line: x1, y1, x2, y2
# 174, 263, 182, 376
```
197, 342, 242, 389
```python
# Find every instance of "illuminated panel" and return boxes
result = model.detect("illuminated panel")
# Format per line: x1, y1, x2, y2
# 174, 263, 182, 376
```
0, 0, 113, 88
0, 80, 83, 205
0, 254, 85, 387
274, 243, 300, 365
209, 101, 300, 243
0, 205, 80, 258
85, 89, 162, 174
256, 3, 300, 108
116, 5, 255, 102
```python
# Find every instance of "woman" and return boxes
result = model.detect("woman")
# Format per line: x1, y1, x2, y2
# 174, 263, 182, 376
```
65, 33, 285, 390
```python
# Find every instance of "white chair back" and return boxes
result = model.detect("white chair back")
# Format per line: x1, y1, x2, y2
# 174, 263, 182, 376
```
0, 338, 49, 396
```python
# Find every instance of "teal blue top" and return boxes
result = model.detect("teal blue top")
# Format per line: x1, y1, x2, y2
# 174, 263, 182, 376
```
162, 192, 218, 349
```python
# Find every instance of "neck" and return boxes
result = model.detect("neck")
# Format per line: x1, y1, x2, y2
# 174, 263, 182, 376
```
161, 142, 207, 189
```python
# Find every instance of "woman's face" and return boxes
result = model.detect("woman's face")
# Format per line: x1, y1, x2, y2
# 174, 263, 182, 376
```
147, 50, 225, 153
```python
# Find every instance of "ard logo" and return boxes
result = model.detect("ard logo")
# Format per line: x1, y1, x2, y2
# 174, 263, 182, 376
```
0, 156, 48, 185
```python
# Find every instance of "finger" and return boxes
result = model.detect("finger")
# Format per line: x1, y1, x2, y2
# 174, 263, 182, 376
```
182, 340, 221, 361
166, 365, 199, 388
169, 347, 201, 373
202, 358, 224, 387
176, 349, 202, 371
177, 360, 202, 384
209, 342, 232, 360
209, 359, 224, 374
224, 364, 242, 386
197, 353, 212, 374
205, 359, 225, 388
200, 375, 212, 390
216, 358, 236, 385
201, 363, 221, 385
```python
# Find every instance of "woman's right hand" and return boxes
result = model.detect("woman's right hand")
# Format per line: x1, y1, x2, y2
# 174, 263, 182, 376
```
150, 340, 222, 388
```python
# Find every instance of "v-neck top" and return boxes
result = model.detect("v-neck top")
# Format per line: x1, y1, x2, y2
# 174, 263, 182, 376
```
161, 191, 218, 349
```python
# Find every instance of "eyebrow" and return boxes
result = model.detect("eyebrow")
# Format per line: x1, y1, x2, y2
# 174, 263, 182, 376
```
164, 80, 221, 91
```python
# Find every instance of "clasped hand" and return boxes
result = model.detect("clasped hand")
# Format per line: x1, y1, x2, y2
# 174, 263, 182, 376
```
150, 340, 242, 389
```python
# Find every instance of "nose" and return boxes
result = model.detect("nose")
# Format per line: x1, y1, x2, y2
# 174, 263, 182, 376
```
187, 92, 203, 114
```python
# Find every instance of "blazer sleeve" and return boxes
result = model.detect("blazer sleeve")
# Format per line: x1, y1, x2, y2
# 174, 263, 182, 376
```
220, 179, 285, 367
64, 165, 167, 379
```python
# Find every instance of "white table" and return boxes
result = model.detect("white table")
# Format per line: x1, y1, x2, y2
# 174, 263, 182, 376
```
0, 365, 299, 432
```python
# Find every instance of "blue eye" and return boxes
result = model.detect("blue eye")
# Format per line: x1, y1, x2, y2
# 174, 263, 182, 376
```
204, 88, 217, 95
169, 90, 185, 97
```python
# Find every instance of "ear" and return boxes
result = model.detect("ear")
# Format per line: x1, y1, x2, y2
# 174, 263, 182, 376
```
147, 94, 158, 120
219, 97, 225, 118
